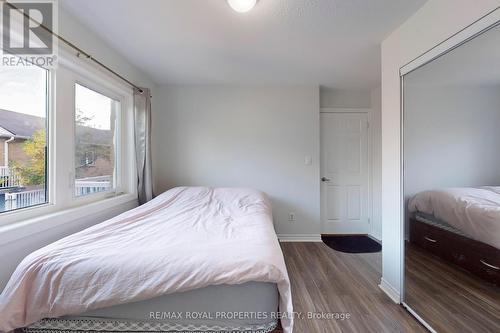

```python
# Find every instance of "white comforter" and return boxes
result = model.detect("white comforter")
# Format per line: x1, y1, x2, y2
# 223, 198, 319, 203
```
408, 186, 500, 249
0, 187, 293, 333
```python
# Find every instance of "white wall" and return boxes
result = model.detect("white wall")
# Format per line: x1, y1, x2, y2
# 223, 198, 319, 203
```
153, 86, 320, 236
154, 86, 382, 239
0, 7, 156, 290
380, 0, 500, 301
58, 7, 156, 90
405, 85, 500, 198
370, 87, 382, 241
320, 88, 371, 108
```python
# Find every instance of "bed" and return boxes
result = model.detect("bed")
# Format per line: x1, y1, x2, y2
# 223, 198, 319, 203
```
22, 282, 280, 333
0, 187, 292, 333
408, 187, 500, 286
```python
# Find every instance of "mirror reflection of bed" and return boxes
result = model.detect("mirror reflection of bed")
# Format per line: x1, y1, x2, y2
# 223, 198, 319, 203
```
402, 22, 500, 333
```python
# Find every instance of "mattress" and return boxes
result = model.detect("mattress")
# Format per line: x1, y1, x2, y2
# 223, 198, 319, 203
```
23, 282, 279, 333
408, 187, 500, 249
0, 187, 293, 333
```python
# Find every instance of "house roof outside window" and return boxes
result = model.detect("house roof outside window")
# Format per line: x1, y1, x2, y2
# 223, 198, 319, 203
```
0, 109, 45, 139
0, 109, 112, 144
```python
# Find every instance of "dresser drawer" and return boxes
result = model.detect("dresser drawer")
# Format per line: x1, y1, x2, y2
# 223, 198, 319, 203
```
409, 218, 499, 286
467, 243, 500, 285
409, 219, 470, 265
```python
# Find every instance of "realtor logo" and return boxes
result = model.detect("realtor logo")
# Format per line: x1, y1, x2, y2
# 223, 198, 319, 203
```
1, 0, 58, 67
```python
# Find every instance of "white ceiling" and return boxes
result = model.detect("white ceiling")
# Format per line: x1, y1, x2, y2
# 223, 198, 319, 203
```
62, 0, 427, 89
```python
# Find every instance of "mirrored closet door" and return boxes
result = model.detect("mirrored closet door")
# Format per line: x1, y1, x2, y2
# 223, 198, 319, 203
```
403, 20, 500, 332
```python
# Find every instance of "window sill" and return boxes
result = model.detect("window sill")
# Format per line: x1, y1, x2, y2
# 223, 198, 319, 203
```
0, 193, 137, 247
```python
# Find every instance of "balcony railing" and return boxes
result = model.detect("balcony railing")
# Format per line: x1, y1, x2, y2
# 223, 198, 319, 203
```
75, 176, 112, 196
4, 189, 45, 211
0, 166, 9, 177
1, 173, 112, 212
0, 166, 21, 189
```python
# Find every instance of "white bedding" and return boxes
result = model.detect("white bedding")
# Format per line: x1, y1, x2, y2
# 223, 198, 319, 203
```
0, 187, 293, 333
408, 186, 500, 249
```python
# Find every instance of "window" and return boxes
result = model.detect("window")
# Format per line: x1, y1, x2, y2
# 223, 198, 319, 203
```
0, 61, 133, 223
74, 83, 120, 197
0, 66, 48, 213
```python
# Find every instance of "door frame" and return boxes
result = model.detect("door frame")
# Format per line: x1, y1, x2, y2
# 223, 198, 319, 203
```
320, 107, 373, 235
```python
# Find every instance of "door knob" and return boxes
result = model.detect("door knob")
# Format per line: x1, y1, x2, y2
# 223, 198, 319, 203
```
321, 177, 331, 182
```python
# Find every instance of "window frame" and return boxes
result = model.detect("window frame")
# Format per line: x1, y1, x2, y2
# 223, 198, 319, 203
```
0, 65, 53, 216
0, 47, 136, 227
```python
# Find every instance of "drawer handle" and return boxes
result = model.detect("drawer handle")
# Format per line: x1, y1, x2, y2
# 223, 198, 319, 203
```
424, 236, 437, 243
480, 260, 500, 270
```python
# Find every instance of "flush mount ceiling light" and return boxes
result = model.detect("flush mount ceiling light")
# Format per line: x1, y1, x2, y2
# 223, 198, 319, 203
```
227, 0, 258, 13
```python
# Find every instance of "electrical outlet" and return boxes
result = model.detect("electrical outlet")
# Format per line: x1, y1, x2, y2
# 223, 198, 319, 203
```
288, 213, 296, 222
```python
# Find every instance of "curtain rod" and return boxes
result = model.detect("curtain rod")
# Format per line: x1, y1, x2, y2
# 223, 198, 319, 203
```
3, 1, 145, 94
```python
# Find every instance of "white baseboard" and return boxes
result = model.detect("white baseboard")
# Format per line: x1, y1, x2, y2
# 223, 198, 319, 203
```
368, 233, 382, 243
278, 234, 322, 242
379, 278, 401, 303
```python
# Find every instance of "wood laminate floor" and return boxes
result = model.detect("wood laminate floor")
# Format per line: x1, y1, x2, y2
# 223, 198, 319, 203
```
405, 243, 500, 333
280, 242, 425, 333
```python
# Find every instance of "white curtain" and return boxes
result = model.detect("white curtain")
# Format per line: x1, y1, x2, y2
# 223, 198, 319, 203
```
133, 87, 153, 204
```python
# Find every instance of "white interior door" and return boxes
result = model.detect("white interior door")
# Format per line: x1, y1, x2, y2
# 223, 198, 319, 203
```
321, 112, 370, 234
